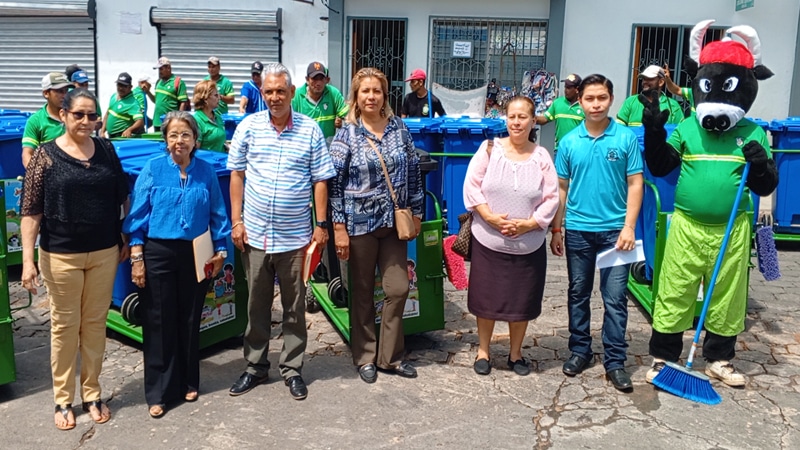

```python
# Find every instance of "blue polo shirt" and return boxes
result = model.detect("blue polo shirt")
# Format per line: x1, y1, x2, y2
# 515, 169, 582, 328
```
555, 119, 642, 231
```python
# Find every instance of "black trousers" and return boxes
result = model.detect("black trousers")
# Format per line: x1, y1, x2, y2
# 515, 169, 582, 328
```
140, 238, 208, 406
649, 329, 737, 362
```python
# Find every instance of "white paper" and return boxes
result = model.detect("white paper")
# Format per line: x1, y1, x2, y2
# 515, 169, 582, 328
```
596, 240, 645, 269
193, 229, 214, 282
120, 12, 142, 35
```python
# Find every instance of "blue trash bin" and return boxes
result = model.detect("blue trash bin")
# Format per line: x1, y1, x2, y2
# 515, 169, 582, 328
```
0, 110, 31, 131
768, 118, 800, 232
404, 118, 444, 221
221, 113, 249, 140
439, 118, 508, 235
0, 128, 25, 180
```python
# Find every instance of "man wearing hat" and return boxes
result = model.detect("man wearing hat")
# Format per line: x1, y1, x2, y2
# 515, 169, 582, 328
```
615, 64, 684, 127
21, 72, 69, 168
400, 69, 446, 118
535, 73, 585, 152
143, 57, 189, 131
100, 73, 144, 138
291, 61, 348, 138
204, 56, 235, 115
239, 61, 267, 114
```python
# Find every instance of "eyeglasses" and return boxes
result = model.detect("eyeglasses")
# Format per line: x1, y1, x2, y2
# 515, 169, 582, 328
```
66, 110, 99, 121
167, 132, 194, 142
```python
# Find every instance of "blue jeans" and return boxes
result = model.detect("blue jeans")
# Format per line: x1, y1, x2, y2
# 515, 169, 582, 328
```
565, 229, 629, 371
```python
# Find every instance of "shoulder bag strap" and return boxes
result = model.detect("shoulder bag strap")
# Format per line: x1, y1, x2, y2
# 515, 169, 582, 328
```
364, 136, 399, 208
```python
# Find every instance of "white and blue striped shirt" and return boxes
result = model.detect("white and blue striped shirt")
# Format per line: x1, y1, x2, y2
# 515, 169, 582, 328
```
227, 110, 335, 253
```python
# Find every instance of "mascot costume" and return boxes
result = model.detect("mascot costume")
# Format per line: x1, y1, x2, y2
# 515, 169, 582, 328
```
642, 20, 778, 387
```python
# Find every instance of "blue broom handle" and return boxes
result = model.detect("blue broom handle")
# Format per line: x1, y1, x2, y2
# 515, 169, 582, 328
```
686, 162, 750, 368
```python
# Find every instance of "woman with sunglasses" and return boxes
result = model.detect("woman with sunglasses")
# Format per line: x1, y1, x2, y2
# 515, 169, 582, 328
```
124, 111, 230, 418
21, 88, 130, 430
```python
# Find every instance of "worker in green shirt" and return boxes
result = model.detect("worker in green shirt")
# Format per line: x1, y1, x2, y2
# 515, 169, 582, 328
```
143, 57, 189, 131
291, 61, 348, 138
100, 72, 144, 138
192, 80, 227, 152
133, 76, 150, 131
663, 63, 694, 114
204, 57, 235, 115
535, 73, 584, 151
615, 65, 684, 127
22, 72, 69, 168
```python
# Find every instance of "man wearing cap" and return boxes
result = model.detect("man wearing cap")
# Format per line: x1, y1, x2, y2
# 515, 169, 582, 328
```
100, 73, 144, 138
535, 73, 585, 152
240, 61, 267, 114
205, 57, 235, 115
144, 57, 189, 131
615, 65, 684, 127
70, 69, 103, 130
133, 76, 151, 131
401, 69, 446, 118
291, 61, 348, 139
21, 73, 69, 168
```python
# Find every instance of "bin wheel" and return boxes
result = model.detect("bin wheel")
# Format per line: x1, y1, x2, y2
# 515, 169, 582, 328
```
630, 261, 651, 285
312, 262, 329, 283
305, 288, 321, 313
121, 292, 143, 326
328, 277, 348, 309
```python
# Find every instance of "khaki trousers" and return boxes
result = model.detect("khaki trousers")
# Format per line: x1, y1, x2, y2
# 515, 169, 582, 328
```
39, 246, 119, 405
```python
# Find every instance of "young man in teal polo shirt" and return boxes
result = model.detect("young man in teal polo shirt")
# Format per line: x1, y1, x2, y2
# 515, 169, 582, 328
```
22, 72, 70, 168
205, 56, 235, 115
101, 72, 144, 138
550, 74, 643, 392
535, 73, 584, 152
616, 65, 684, 127
291, 62, 348, 139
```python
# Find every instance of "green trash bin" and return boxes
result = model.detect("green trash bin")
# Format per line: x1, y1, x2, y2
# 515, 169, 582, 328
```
0, 182, 16, 385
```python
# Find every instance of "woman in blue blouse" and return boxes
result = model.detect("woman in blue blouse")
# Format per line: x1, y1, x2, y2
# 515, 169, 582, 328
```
329, 68, 424, 384
124, 111, 231, 418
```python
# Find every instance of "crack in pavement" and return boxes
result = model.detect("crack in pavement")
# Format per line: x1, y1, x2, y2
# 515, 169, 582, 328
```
75, 425, 96, 449
750, 391, 799, 450
532, 377, 568, 449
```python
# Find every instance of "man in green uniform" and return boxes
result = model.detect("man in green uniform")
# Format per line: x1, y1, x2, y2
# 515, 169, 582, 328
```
100, 72, 144, 138
291, 62, 348, 139
205, 56, 235, 115
22, 72, 69, 168
616, 65, 684, 127
69, 69, 103, 131
535, 73, 584, 152
133, 76, 150, 131
143, 57, 189, 131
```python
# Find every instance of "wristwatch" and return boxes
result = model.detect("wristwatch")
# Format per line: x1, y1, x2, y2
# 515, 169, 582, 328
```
216, 250, 228, 259
316, 220, 329, 228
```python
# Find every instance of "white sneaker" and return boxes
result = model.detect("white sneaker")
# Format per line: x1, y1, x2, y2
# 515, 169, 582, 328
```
705, 360, 746, 387
646, 358, 666, 384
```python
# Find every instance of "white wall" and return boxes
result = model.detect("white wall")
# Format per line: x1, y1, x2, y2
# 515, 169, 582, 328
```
561, 0, 799, 120
94, 0, 330, 115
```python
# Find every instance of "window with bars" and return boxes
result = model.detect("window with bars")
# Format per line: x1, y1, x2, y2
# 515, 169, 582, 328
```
430, 18, 547, 92
630, 24, 726, 111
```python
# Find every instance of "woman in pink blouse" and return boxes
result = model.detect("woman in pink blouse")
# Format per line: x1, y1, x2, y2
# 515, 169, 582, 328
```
463, 96, 560, 376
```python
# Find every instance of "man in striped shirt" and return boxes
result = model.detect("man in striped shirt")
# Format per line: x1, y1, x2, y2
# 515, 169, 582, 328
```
227, 63, 335, 401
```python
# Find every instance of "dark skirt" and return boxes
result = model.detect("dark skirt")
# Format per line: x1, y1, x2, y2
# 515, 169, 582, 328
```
467, 237, 546, 322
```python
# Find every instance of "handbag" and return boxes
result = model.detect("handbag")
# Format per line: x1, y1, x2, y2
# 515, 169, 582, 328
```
365, 136, 416, 241
450, 139, 494, 259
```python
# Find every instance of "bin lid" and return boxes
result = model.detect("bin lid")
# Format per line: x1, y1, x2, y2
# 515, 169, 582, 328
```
415, 148, 438, 172
769, 118, 800, 132
402, 117, 443, 133
747, 117, 769, 130
440, 117, 507, 135
0, 128, 24, 140
112, 140, 165, 161
221, 112, 249, 124
194, 149, 231, 176
120, 154, 161, 176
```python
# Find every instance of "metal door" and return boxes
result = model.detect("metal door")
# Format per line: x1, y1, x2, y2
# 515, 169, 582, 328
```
348, 18, 407, 114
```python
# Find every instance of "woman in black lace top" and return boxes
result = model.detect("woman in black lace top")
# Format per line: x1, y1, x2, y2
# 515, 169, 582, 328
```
20, 89, 129, 431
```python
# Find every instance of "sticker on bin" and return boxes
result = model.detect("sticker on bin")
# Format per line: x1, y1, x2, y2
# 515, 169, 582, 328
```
373, 259, 421, 323
423, 229, 439, 246
199, 257, 237, 331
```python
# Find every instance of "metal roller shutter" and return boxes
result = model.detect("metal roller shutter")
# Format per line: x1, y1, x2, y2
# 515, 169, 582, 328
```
151, 8, 282, 104
0, 1, 95, 112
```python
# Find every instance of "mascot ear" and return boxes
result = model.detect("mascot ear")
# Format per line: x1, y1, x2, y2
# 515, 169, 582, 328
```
753, 65, 774, 81
683, 56, 699, 78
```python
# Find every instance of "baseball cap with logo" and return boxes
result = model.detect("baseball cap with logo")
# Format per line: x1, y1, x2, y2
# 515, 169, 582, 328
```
404, 69, 427, 82
562, 73, 582, 88
639, 65, 666, 79
153, 57, 171, 69
251, 61, 264, 74
116, 72, 133, 86
42, 72, 71, 90
71, 70, 90, 84
307, 62, 327, 78
208, 56, 220, 66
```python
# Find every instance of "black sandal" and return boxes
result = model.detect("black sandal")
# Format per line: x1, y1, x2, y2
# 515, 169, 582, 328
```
54, 404, 76, 430
82, 399, 111, 424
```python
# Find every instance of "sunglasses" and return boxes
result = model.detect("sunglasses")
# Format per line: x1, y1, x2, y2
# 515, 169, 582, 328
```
66, 110, 99, 121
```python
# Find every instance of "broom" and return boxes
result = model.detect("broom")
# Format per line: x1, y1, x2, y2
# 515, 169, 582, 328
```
652, 162, 751, 405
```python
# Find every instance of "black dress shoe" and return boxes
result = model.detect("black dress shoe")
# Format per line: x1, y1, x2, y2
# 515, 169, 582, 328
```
285, 376, 308, 400
229, 372, 268, 396
358, 363, 377, 383
562, 355, 590, 376
394, 361, 418, 378
507, 357, 531, 376
607, 368, 633, 391
473, 358, 491, 375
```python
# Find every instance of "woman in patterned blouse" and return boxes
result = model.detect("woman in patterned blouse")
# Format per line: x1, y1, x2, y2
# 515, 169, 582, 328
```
329, 68, 424, 384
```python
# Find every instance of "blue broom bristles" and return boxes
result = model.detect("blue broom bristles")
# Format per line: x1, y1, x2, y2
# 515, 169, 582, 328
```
652, 362, 721, 405
756, 226, 781, 281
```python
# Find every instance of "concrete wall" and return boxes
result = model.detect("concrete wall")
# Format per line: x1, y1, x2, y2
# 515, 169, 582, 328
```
94, 0, 330, 113
561, 0, 800, 120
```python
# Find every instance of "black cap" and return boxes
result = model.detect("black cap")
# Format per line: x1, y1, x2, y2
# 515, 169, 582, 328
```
116, 72, 132, 86
307, 61, 327, 78
251, 61, 264, 74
